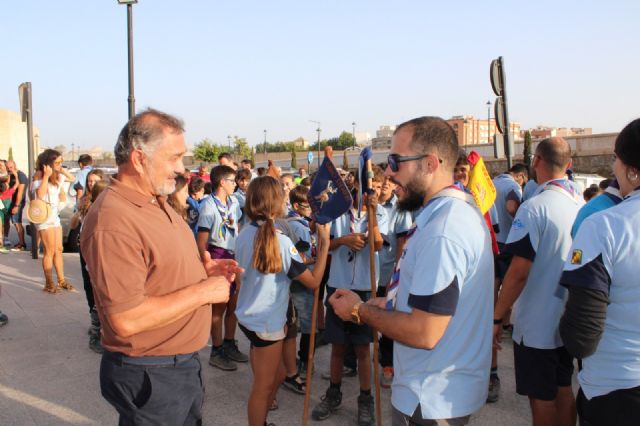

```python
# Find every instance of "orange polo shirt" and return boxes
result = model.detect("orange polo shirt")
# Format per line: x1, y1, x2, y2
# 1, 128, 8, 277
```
81, 177, 211, 356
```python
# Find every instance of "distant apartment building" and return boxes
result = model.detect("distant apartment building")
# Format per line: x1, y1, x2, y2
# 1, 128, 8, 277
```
291, 137, 309, 150
446, 115, 520, 146
0, 108, 41, 173
371, 125, 396, 150
529, 126, 592, 139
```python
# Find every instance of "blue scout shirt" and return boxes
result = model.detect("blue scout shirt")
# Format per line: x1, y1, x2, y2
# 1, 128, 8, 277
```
522, 179, 539, 202
391, 188, 494, 419
560, 189, 640, 399
196, 194, 242, 251
235, 224, 307, 333
505, 179, 584, 349
492, 173, 523, 244
232, 190, 249, 227
571, 186, 622, 238
379, 195, 413, 288
328, 205, 388, 291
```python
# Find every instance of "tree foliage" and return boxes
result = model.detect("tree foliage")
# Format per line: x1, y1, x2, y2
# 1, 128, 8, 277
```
311, 131, 355, 151
193, 138, 226, 163
523, 131, 532, 167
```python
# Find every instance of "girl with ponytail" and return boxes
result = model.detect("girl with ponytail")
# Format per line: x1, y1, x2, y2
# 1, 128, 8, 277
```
235, 176, 330, 426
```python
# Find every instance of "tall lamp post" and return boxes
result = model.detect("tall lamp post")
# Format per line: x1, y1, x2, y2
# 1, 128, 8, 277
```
227, 135, 232, 152
486, 100, 492, 145
263, 129, 267, 161
117, 0, 138, 119
352, 121, 356, 149
309, 120, 321, 170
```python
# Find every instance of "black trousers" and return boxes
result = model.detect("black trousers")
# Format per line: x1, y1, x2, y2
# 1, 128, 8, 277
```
100, 351, 204, 426
79, 251, 94, 313
577, 385, 640, 426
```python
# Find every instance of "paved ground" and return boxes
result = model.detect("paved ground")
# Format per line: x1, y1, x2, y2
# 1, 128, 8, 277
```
0, 232, 535, 425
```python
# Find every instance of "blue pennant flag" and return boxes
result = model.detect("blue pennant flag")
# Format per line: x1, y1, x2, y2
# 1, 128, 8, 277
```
357, 146, 373, 216
309, 156, 353, 225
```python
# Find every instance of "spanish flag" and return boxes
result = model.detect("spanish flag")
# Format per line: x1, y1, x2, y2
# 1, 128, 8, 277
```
467, 151, 499, 255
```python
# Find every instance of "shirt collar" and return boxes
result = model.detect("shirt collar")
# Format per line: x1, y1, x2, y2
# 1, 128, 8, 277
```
108, 176, 162, 208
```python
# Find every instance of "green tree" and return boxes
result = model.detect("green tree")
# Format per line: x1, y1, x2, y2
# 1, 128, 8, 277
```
233, 136, 252, 159
342, 150, 350, 170
7, 147, 14, 161
102, 151, 114, 161
193, 138, 225, 163
523, 131, 532, 167
290, 146, 297, 169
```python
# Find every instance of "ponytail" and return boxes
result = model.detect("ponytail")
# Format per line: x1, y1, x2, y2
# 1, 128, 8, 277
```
252, 218, 282, 274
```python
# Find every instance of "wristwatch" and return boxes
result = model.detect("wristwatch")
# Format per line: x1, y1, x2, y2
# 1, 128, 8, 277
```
350, 302, 364, 325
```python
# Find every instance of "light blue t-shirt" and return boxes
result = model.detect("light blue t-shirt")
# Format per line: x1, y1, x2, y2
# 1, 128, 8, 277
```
560, 190, 640, 399
235, 224, 306, 333
522, 179, 539, 201
379, 195, 413, 288
196, 194, 242, 250
73, 166, 93, 192
571, 187, 622, 238
505, 179, 584, 349
288, 216, 313, 258
328, 205, 388, 291
392, 191, 493, 419
232, 190, 249, 227
492, 173, 523, 244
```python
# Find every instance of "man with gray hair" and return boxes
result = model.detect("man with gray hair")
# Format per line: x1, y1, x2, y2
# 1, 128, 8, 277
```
81, 108, 242, 424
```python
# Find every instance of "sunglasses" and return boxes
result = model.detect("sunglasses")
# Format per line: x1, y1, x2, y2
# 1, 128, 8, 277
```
387, 153, 429, 172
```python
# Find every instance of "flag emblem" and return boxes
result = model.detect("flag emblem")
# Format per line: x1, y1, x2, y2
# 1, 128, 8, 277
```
571, 249, 583, 265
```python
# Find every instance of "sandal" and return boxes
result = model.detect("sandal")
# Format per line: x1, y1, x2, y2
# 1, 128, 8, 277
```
282, 374, 306, 395
43, 282, 60, 294
269, 397, 278, 411
58, 280, 76, 292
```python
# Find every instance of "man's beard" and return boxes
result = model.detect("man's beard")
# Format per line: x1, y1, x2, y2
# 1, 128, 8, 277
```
396, 179, 427, 212
144, 161, 176, 196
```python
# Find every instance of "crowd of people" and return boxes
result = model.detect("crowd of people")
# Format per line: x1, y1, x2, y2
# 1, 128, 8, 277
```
1, 108, 638, 426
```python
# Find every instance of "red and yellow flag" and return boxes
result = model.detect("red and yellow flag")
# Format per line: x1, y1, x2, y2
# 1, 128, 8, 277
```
467, 151, 496, 215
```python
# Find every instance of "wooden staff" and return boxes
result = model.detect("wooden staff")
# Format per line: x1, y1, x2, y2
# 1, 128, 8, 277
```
302, 286, 320, 426
366, 158, 383, 426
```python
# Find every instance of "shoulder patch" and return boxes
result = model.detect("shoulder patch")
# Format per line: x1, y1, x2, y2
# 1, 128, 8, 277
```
571, 249, 583, 265
512, 218, 524, 230
290, 246, 299, 256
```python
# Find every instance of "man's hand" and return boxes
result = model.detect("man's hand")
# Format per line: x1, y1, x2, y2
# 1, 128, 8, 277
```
11, 206, 18, 215
365, 296, 387, 310
493, 323, 503, 351
364, 191, 379, 210
328, 288, 363, 321
201, 276, 231, 305
341, 233, 366, 251
202, 251, 244, 283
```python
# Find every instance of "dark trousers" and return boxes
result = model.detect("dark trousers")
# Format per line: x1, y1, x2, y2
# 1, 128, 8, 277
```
80, 251, 94, 313
377, 286, 394, 367
577, 386, 640, 426
100, 351, 204, 426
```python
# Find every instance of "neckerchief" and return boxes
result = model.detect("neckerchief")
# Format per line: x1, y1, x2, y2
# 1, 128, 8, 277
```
385, 184, 476, 310
542, 179, 582, 204
212, 195, 236, 240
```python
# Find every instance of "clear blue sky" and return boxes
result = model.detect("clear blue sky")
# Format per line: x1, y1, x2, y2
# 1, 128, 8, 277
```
1, 0, 638, 151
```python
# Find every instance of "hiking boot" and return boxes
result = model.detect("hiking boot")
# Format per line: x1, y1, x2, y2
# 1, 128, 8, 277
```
89, 334, 104, 354
0, 311, 8, 327
209, 347, 237, 371
357, 393, 375, 426
311, 387, 342, 421
487, 375, 501, 403
381, 366, 394, 389
223, 339, 248, 363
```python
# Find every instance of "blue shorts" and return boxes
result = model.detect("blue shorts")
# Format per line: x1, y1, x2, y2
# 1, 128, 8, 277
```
290, 283, 314, 334
11, 203, 25, 224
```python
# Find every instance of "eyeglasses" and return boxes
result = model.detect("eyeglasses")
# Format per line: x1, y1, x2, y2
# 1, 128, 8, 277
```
223, 178, 236, 184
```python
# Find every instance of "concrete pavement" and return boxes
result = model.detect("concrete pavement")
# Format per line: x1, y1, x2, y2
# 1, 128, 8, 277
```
0, 236, 535, 425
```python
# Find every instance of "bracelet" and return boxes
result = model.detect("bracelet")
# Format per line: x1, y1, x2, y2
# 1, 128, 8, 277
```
493, 318, 503, 325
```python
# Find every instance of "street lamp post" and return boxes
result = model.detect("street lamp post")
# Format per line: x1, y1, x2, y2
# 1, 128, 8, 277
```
263, 129, 267, 161
486, 100, 492, 145
309, 120, 321, 170
117, 0, 138, 120
227, 135, 232, 152
352, 121, 356, 149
